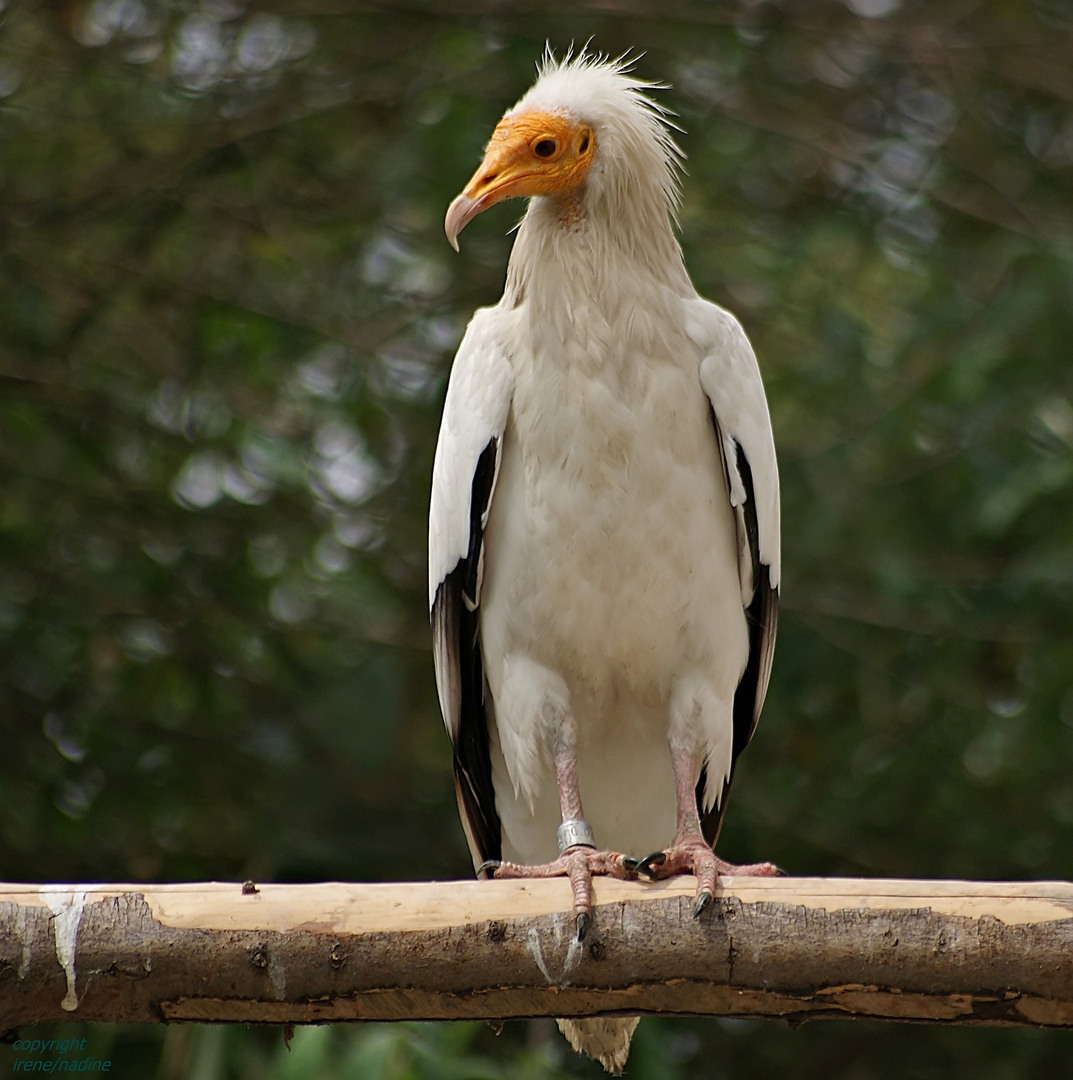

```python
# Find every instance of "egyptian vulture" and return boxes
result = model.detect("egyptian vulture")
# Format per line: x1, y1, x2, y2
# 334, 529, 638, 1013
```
429, 52, 780, 1073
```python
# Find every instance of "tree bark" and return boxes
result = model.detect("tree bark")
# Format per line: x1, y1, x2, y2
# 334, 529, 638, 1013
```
2, 876, 1073, 1032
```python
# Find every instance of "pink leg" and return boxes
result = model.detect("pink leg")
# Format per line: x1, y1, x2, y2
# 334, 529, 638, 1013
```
488, 714, 635, 939
637, 743, 781, 916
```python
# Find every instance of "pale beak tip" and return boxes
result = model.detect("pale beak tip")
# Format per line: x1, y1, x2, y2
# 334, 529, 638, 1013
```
444, 193, 479, 253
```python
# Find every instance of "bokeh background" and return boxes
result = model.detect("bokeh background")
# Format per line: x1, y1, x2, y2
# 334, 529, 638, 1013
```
2, 0, 1072, 1076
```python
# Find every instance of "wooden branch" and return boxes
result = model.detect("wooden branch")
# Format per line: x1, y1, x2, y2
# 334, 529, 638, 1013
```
2, 877, 1073, 1032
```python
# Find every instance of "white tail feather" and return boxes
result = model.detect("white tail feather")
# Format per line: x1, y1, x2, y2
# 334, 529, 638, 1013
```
556, 1016, 640, 1075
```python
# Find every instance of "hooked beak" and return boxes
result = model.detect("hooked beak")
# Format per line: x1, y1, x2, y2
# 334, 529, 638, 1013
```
444, 193, 483, 253
443, 118, 545, 252
443, 110, 593, 252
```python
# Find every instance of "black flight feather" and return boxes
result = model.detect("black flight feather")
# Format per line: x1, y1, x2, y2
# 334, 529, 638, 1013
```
432, 437, 502, 870
697, 432, 779, 847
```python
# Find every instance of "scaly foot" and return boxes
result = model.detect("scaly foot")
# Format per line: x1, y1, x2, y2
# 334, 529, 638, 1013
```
628, 842, 783, 917
482, 848, 637, 940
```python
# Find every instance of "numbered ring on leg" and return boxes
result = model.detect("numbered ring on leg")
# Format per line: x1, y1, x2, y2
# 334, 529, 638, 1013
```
557, 818, 596, 854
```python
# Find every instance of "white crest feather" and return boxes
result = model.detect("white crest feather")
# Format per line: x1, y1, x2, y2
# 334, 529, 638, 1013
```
510, 47, 684, 222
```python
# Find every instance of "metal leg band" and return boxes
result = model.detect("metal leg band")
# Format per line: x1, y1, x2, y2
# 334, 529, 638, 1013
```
557, 818, 596, 853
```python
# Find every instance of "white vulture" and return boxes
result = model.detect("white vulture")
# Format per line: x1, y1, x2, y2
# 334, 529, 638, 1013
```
429, 52, 781, 1073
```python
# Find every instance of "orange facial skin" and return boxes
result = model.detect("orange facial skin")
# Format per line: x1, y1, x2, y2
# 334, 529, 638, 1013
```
445, 110, 596, 249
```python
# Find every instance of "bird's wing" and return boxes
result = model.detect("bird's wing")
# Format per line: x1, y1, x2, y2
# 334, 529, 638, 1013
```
429, 306, 514, 874
690, 298, 780, 841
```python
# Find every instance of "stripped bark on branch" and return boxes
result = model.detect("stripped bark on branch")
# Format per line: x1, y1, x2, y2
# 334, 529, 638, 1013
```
2, 877, 1072, 1032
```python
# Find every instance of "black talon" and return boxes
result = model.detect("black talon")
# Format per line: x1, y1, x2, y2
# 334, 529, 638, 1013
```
693, 891, 713, 919
576, 912, 589, 942
634, 851, 668, 879
477, 859, 502, 880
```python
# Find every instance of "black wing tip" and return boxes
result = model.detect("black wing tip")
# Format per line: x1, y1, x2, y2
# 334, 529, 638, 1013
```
696, 765, 734, 849
436, 435, 504, 870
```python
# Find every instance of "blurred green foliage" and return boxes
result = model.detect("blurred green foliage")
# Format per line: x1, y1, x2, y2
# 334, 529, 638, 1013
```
2, 0, 1072, 1076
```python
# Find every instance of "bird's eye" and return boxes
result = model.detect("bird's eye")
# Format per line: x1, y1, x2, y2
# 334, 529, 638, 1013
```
579, 135, 590, 153
534, 139, 557, 158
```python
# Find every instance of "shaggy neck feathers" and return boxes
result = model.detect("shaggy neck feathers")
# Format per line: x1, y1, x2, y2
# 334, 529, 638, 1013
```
503, 55, 693, 310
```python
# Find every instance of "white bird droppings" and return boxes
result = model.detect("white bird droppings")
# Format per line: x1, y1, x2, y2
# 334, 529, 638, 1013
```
14, 905, 33, 980
527, 926, 553, 983
41, 889, 88, 1011
527, 916, 584, 985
